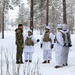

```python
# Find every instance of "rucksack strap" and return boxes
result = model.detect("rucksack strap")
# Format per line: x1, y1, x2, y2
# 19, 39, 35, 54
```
59, 31, 65, 43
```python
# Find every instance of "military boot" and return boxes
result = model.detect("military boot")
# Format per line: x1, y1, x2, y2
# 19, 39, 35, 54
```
25, 60, 28, 62
20, 61, 23, 64
63, 64, 65, 66
63, 63, 68, 66
29, 60, 32, 63
48, 60, 50, 63
16, 61, 20, 64
42, 61, 47, 64
54, 65, 62, 68
19, 62, 23, 64
66, 63, 68, 66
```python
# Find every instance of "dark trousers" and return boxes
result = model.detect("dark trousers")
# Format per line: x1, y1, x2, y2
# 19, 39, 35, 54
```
16, 47, 23, 62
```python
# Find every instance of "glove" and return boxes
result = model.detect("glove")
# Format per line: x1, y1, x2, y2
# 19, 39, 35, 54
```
40, 44, 43, 48
68, 43, 72, 47
51, 44, 54, 49
37, 39, 40, 42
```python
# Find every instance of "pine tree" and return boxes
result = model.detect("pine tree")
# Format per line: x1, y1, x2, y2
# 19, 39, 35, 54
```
0, 0, 21, 39
30, 0, 33, 31
46, 0, 49, 26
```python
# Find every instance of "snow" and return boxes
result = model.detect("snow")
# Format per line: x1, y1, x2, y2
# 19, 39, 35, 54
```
0, 30, 75, 75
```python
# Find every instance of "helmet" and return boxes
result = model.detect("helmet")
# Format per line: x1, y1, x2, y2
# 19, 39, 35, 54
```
28, 29, 32, 33
57, 24, 62, 29
45, 26, 50, 30
62, 24, 67, 31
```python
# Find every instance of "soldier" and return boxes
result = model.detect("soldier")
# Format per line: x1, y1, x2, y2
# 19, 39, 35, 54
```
60, 24, 72, 66
15, 24, 24, 64
40, 26, 54, 64
23, 29, 39, 63
54, 24, 65, 68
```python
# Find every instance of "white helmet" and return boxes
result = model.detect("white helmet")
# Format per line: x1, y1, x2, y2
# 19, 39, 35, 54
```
57, 24, 62, 29
45, 26, 50, 30
62, 24, 67, 31
28, 29, 32, 33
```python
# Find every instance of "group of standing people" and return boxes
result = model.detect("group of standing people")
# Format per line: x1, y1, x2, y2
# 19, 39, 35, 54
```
54, 24, 72, 68
15, 23, 72, 68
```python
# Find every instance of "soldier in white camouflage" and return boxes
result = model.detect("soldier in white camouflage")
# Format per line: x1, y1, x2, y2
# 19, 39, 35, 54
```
23, 29, 39, 63
40, 26, 54, 64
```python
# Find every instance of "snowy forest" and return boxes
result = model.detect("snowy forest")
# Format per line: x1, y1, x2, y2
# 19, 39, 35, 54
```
0, 0, 75, 75
0, 0, 75, 38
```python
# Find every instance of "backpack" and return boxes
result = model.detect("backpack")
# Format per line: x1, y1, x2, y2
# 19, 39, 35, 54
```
67, 33, 72, 47
60, 31, 71, 47
25, 37, 34, 46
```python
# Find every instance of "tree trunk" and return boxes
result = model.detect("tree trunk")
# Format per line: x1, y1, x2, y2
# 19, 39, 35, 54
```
63, 0, 67, 24
46, 0, 49, 26
2, 0, 5, 39
30, 0, 33, 32
0, 16, 2, 32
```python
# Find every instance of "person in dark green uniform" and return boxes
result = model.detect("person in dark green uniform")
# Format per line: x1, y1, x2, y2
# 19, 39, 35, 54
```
15, 24, 24, 64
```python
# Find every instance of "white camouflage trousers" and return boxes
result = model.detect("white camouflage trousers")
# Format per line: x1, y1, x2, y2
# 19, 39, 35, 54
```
43, 50, 52, 61
24, 52, 33, 60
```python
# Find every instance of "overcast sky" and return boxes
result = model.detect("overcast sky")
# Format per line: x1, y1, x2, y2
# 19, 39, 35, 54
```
8, 0, 28, 22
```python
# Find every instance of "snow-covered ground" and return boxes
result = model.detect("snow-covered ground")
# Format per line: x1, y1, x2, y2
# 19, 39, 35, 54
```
0, 30, 75, 75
